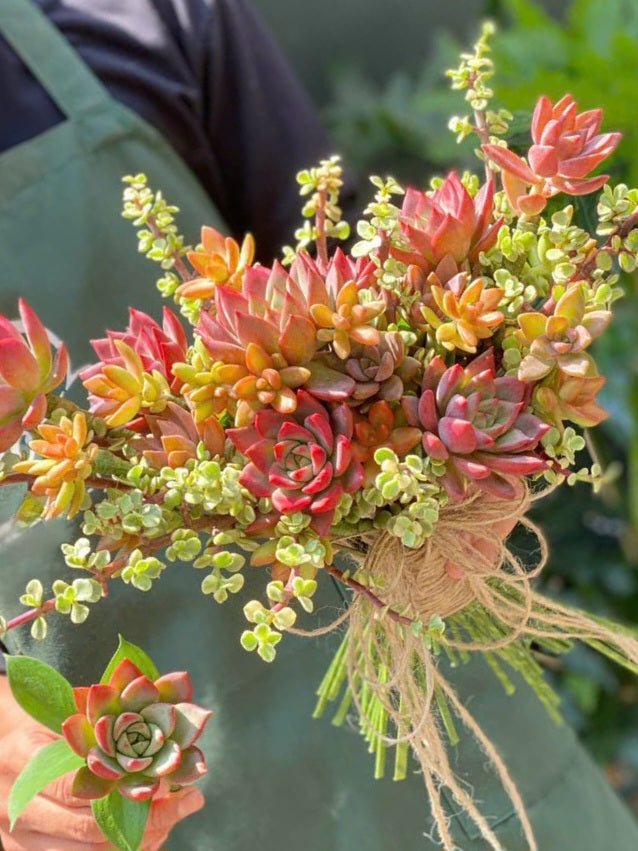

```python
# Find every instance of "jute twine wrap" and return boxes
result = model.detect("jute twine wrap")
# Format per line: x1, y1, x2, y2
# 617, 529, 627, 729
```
294, 481, 638, 851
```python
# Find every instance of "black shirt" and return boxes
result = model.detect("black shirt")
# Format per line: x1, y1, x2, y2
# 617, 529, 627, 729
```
0, 0, 341, 260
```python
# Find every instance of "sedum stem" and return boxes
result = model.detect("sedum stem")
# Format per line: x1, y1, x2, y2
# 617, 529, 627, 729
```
3, 515, 232, 634
325, 562, 413, 626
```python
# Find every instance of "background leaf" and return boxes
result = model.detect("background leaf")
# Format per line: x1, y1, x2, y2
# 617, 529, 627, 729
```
100, 635, 160, 685
5, 656, 76, 733
8, 739, 83, 829
92, 789, 150, 851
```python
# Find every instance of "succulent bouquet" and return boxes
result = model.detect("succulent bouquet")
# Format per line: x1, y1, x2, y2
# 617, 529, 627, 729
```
3, 24, 638, 851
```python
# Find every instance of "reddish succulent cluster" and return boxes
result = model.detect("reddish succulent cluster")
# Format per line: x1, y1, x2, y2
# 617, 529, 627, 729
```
393, 173, 502, 272
403, 351, 549, 500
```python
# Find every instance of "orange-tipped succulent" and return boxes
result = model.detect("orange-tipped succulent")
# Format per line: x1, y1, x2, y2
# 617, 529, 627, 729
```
535, 368, 608, 430
352, 400, 421, 482
88, 308, 188, 396
138, 401, 226, 469
232, 343, 311, 425
176, 226, 255, 300
483, 95, 621, 215
310, 280, 384, 359
13, 412, 98, 519
172, 340, 244, 425
197, 253, 374, 400
421, 272, 505, 354
81, 340, 171, 428
0, 299, 68, 450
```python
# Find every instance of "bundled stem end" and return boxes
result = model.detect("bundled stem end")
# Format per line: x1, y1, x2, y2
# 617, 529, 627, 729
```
313, 481, 638, 851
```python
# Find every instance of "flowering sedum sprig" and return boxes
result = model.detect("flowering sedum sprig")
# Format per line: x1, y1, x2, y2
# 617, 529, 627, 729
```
447, 21, 512, 145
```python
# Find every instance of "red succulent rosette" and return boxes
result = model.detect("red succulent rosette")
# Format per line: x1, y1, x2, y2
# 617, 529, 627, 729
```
228, 389, 364, 535
62, 659, 211, 802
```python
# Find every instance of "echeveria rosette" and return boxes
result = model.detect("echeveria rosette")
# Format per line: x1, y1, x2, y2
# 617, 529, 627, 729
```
63, 659, 211, 802
402, 350, 549, 501
0, 298, 68, 450
228, 389, 365, 536
344, 332, 421, 408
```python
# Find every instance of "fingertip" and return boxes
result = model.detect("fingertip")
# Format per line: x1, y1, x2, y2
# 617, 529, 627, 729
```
141, 830, 170, 851
148, 785, 205, 832
177, 786, 205, 818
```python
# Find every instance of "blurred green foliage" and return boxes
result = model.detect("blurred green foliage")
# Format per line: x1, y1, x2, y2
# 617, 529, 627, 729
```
325, 0, 638, 794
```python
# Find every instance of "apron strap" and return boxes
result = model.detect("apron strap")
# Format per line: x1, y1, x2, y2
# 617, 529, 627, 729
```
0, 0, 110, 118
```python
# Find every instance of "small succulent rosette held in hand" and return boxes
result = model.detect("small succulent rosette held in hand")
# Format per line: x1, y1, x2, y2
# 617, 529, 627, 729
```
3, 20, 638, 851
5, 638, 211, 851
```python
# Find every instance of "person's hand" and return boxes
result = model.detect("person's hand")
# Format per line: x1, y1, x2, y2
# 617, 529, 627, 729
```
0, 677, 204, 851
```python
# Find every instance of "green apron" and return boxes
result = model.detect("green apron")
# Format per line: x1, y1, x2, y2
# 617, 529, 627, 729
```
1, 2, 637, 848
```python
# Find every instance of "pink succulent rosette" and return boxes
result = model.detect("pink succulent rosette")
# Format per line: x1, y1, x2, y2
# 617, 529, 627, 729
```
392, 172, 502, 271
0, 298, 68, 450
483, 94, 621, 215
62, 660, 211, 802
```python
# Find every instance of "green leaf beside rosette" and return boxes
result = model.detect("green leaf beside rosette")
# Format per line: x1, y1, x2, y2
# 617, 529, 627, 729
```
8, 738, 84, 829
5, 655, 77, 733
92, 789, 151, 851
100, 635, 160, 684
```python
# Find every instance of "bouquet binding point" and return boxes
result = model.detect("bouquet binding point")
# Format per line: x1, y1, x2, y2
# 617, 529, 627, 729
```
2, 22, 638, 851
